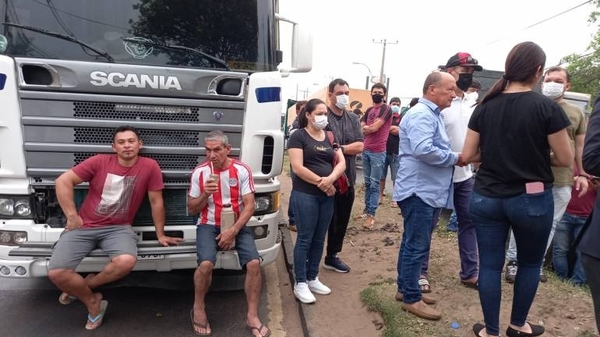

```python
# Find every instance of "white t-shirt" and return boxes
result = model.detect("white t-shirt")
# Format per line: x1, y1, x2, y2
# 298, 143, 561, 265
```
188, 160, 254, 226
440, 94, 476, 183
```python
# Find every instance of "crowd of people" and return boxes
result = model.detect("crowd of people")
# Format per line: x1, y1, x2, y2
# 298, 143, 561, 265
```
287, 41, 600, 337
42, 40, 600, 337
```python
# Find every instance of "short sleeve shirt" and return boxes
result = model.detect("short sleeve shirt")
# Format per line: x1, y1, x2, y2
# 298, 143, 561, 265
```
362, 104, 393, 153
73, 155, 164, 229
327, 108, 363, 185
469, 91, 570, 197
188, 160, 254, 227
551, 101, 586, 186
287, 128, 335, 196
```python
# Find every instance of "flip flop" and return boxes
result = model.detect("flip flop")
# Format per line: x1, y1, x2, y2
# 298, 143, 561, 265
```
85, 300, 108, 330
190, 309, 212, 336
462, 280, 479, 290
247, 324, 271, 337
58, 292, 78, 305
418, 277, 431, 293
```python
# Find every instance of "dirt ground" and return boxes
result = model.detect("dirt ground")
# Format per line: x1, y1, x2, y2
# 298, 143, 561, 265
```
278, 168, 598, 337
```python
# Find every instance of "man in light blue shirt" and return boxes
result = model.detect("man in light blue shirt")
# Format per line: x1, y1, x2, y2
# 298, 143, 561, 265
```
393, 72, 462, 321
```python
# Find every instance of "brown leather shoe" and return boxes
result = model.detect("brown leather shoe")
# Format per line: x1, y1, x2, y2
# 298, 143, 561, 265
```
401, 300, 442, 320
395, 291, 437, 305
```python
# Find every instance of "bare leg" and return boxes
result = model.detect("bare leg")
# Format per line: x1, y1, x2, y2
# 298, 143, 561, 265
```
245, 259, 269, 337
48, 269, 103, 326
86, 254, 136, 289
193, 261, 213, 335
379, 179, 386, 204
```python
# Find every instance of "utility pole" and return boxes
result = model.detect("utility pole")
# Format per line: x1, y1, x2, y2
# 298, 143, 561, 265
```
372, 39, 398, 84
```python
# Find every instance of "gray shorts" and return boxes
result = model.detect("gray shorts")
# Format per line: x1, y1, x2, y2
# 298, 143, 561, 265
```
48, 225, 139, 270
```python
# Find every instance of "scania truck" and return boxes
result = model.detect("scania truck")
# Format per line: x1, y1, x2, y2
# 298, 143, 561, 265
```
0, 0, 312, 278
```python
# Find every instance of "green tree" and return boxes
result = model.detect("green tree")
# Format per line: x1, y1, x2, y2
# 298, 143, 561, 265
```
561, 1, 600, 99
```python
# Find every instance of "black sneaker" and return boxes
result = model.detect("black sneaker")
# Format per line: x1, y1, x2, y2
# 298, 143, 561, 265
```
505, 260, 517, 283
324, 255, 350, 273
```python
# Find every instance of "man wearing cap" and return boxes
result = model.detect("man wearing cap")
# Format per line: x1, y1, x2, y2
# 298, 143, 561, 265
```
379, 97, 402, 207
439, 52, 482, 289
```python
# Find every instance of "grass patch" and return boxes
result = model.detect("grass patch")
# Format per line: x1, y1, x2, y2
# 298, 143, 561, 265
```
360, 281, 437, 337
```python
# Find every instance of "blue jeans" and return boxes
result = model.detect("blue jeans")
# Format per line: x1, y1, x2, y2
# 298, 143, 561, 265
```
288, 166, 296, 224
292, 190, 334, 283
454, 178, 478, 281
553, 212, 588, 285
470, 189, 553, 336
362, 150, 386, 216
397, 196, 438, 304
382, 153, 399, 182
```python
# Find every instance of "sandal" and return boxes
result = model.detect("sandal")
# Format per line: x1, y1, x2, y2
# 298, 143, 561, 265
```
462, 278, 479, 290
419, 277, 431, 293
362, 216, 375, 230
247, 323, 271, 337
58, 292, 78, 305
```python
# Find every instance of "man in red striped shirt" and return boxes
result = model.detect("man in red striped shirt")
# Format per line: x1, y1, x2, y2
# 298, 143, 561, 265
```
188, 130, 269, 337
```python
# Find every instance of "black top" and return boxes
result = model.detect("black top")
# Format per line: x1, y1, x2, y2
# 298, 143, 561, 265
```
287, 128, 335, 196
386, 113, 402, 155
581, 95, 600, 258
327, 108, 364, 186
469, 91, 570, 197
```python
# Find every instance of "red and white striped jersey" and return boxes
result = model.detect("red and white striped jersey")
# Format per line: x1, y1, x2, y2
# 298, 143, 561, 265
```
188, 160, 255, 226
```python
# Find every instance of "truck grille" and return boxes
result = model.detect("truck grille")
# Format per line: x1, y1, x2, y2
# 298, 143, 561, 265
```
74, 101, 199, 123
74, 127, 201, 147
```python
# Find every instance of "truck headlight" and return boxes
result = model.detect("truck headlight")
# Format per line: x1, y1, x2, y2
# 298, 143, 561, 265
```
0, 231, 28, 246
0, 199, 14, 216
254, 192, 280, 215
0, 196, 35, 219
15, 199, 31, 217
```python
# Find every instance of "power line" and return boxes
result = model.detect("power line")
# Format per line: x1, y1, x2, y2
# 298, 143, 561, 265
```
483, 0, 593, 46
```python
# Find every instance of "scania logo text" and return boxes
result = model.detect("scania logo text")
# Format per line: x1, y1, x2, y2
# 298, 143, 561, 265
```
89, 71, 182, 90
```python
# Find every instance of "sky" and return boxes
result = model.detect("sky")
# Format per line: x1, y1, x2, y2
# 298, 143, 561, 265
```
277, 0, 599, 104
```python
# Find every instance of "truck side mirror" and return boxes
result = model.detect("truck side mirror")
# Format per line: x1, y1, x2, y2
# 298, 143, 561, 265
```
289, 24, 313, 73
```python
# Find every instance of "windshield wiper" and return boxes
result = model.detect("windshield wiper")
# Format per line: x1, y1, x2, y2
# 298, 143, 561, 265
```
122, 38, 229, 70
3, 22, 114, 63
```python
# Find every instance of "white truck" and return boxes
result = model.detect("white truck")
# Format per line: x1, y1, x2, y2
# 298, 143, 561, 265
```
0, 0, 312, 279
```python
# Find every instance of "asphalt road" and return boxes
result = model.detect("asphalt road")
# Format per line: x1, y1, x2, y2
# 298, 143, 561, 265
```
0, 268, 273, 337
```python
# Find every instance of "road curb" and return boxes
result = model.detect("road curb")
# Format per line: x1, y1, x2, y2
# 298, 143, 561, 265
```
280, 226, 310, 337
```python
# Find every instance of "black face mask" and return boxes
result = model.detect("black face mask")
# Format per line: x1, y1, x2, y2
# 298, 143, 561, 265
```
456, 73, 473, 91
372, 94, 384, 104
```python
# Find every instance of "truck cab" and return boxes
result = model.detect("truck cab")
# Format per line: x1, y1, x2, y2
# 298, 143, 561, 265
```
0, 0, 312, 278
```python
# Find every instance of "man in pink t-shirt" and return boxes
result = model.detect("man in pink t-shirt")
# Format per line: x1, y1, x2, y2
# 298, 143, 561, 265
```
187, 130, 269, 337
358, 83, 393, 229
48, 126, 182, 330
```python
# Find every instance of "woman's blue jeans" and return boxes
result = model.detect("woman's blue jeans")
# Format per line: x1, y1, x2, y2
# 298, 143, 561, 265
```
292, 190, 334, 283
469, 189, 553, 336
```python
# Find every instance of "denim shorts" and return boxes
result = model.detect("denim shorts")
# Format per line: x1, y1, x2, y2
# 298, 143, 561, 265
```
196, 224, 259, 267
49, 225, 138, 270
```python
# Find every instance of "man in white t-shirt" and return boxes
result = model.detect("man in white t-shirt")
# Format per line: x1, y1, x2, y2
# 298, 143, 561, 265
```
439, 52, 483, 289
187, 130, 269, 337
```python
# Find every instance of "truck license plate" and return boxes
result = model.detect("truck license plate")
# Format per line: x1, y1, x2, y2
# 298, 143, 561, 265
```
138, 254, 165, 260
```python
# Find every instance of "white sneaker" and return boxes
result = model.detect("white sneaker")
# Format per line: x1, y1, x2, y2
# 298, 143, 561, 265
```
307, 277, 332, 295
294, 282, 316, 303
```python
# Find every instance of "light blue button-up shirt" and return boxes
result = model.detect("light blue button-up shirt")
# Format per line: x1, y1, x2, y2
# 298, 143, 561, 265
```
393, 98, 458, 208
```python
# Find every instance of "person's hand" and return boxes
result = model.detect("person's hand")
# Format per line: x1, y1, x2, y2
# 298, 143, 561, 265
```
456, 153, 468, 167
65, 214, 83, 231
325, 185, 336, 196
574, 175, 589, 198
158, 235, 183, 247
318, 176, 335, 192
204, 180, 219, 195
216, 228, 236, 250
589, 176, 600, 190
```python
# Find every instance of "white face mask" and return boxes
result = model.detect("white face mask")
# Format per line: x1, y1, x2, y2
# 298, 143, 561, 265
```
542, 82, 565, 99
312, 115, 328, 130
335, 94, 349, 109
391, 105, 400, 113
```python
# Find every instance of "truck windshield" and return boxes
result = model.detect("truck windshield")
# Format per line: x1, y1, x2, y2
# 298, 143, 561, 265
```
0, 0, 277, 71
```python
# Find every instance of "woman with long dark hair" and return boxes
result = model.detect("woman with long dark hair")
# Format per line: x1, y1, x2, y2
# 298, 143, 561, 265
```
462, 41, 573, 337
287, 98, 346, 304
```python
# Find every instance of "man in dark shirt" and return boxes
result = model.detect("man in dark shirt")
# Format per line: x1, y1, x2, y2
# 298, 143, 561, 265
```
379, 97, 401, 207
323, 78, 364, 273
